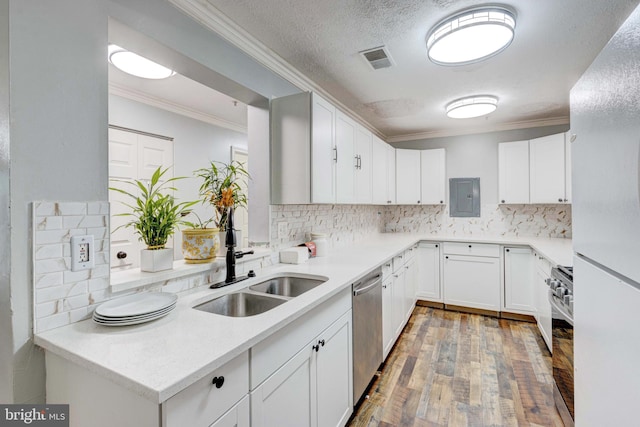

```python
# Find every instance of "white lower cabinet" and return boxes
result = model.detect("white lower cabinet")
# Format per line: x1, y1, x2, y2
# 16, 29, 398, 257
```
533, 252, 553, 352
381, 275, 394, 359
442, 243, 501, 311
416, 242, 441, 302
404, 255, 417, 321
503, 246, 535, 314
391, 264, 406, 338
251, 310, 352, 427
210, 396, 250, 427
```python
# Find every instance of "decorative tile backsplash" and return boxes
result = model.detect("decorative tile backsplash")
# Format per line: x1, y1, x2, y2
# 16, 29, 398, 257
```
32, 201, 272, 334
270, 204, 385, 253
384, 203, 572, 238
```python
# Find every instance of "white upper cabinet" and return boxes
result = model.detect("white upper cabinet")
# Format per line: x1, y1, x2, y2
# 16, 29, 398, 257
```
354, 124, 372, 204
311, 94, 337, 204
395, 149, 421, 204
420, 148, 446, 205
371, 136, 388, 204
529, 133, 567, 203
498, 140, 530, 204
335, 111, 356, 203
386, 144, 396, 204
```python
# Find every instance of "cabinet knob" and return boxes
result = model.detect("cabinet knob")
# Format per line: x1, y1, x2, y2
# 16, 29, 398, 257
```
440, 200, 443, 204
313, 343, 320, 352
319, 339, 325, 347
445, 256, 449, 259
435, 244, 438, 248
506, 248, 510, 252
501, 200, 505, 203
116, 251, 127, 259
211, 376, 225, 389
417, 200, 421, 204
564, 199, 568, 202
558, 198, 563, 202
468, 245, 472, 248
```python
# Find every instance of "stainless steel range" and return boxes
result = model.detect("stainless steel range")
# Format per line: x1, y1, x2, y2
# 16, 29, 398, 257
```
547, 266, 574, 427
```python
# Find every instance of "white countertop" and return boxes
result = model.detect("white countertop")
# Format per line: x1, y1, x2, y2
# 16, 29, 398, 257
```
34, 233, 572, 404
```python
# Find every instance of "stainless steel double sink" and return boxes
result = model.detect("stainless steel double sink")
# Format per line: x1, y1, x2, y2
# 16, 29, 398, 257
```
193, 274, 327, 317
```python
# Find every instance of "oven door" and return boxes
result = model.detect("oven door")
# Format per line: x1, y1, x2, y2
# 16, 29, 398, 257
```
549, 290, 574, 427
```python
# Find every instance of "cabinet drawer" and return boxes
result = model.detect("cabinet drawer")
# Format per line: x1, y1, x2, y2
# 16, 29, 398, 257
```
534, 252, 553, 275
163, 351, 249, 427
442, 242, 500, 258
381, 259, 393, 279
392, 253, 405, 272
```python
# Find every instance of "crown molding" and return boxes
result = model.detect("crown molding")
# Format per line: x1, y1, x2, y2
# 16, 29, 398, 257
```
168, 0, 387, 140
109, 82, 247, 134
386, 116, 570, 143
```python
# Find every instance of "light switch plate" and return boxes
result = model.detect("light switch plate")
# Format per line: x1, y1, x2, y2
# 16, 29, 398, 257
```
71, 235, 95, 271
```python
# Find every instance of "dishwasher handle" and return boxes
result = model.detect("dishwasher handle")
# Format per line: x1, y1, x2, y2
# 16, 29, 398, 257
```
353, 274, 382, 296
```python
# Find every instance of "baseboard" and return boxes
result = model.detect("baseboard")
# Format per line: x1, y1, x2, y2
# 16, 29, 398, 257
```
416, 300, 444, 309
500, 311, 536, 323
444, 304, 500, 318
416, 301, 536, 323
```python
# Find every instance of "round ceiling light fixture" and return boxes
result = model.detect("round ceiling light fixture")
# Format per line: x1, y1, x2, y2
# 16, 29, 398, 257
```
426, 6, 516, 66
108, 44, 176, 80
446, 95, 498, 119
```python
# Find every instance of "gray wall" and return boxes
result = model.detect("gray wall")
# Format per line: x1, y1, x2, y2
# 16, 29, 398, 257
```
5, 0, 299, 403
0, 0, 12, 403
391, 125, 569, 204
109, 94, 248, 257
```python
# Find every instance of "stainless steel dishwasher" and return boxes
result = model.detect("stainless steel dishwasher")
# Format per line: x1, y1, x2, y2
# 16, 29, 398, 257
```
352, 268, 383, 404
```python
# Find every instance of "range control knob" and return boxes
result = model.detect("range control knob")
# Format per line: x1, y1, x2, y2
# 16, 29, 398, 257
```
563, 294, 574, 305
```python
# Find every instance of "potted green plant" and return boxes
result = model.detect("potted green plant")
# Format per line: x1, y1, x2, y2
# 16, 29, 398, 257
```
110, 166, 197, 272
185, 160, 249, 257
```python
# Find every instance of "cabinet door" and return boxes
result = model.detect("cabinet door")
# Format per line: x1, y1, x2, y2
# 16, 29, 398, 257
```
404, 257, 417, 321
392, 267, 406, 337
382, 276, 394, 359
387, 145, 396, 204
316, 311, 353, 427
395, 149, 421, 204
498, 140, 530, 204
417, 243, 442, 302
335, 111, 356, 203
503, 247, 534, 313
210, 395, 250, 427
533, 254, 553, 352
443, 255, 501, 311
251, 345, 315, 427
530, 134, 566, 203
420, 149, 446, 205
354, 125, 372, 204
311, 93, 336, 204
371, 136, 388, 204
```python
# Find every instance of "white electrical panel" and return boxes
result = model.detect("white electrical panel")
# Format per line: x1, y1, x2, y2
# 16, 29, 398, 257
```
71, 235, 95, 271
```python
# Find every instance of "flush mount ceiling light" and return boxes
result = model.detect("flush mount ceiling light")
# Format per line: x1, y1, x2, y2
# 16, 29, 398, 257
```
427, 7, 516, 66
108, 44, 175, 79
446, 96, 498, 119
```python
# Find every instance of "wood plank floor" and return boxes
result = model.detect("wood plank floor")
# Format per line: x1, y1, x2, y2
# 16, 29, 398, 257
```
348, 306, 564, 427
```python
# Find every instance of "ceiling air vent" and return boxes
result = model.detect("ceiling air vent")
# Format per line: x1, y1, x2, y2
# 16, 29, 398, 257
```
360, 46, 394, 70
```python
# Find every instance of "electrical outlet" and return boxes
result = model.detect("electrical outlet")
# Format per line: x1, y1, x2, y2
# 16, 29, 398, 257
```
71, 235, 95, 271
277, 222, 287, 239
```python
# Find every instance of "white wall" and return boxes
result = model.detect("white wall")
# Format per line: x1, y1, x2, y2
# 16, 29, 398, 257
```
6, 0, 300, 404
0, 0, 13, 403
391, 125, 569, 204
108, 94, 248, 258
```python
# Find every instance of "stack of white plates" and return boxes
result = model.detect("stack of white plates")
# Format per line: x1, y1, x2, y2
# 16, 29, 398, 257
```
93, 293, 178, 326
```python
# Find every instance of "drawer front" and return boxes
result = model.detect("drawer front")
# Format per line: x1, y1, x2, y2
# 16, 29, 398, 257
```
381, 259, 393, 280
534, 252, 553, 275
392, 254, 405, 272
164, 351, 249, 427
442, 242, 500, 258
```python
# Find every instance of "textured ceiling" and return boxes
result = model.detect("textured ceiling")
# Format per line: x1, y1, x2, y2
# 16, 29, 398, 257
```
204, 0, 639, 139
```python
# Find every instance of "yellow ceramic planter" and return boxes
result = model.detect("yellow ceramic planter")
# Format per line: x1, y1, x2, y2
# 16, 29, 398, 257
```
182, 228, 220, 264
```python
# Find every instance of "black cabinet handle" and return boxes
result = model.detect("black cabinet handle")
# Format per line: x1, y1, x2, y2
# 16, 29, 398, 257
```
313, 343, 320, 352
117, 251, 127, 259
445, 256, 449, 259
319, 339, 325, 347
417, 200, 421, 204
435, 244, 438, 248
211, 376, 225, 389
440, 200, 443, 204
506, 249, 510, 252
501, 200, 505, 203
558, 198, 563, 202
468, 245, 472, 248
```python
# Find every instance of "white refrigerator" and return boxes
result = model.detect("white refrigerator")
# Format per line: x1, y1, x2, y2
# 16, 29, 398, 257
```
570, 4, 640, 426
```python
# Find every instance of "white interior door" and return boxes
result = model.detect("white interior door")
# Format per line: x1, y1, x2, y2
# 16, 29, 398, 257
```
231, 147, 249, 248
109, 127, 174, 270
